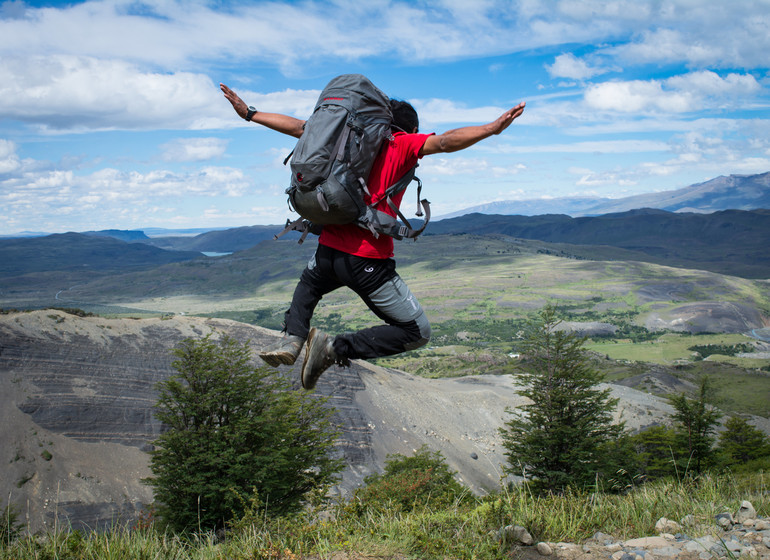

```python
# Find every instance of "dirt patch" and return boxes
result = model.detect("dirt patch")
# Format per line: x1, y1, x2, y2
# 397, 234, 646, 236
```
644, 302, 766, 333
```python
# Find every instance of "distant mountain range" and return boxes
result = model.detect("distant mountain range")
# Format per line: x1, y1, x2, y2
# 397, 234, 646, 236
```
0, 232, 201, 277
144, 225, 293, 253
439, 171, 770, 218
2, 208, 769, 296
1, 171, 769, 291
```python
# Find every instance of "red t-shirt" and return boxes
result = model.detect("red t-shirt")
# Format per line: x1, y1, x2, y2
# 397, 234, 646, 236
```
319, 132, 432, 258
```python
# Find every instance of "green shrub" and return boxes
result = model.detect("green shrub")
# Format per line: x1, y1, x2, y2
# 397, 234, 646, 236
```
351, 446, 469, 515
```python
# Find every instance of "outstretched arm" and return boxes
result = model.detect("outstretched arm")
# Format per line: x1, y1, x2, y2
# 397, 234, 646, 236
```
419, 102, 525, 156
220, 83, 306, 138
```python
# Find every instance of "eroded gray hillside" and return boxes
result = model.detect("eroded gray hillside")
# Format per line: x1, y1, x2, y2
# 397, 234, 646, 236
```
2, 310, 678, 533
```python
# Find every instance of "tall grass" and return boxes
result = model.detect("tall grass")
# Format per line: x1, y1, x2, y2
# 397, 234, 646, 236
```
2, 472, 766, 560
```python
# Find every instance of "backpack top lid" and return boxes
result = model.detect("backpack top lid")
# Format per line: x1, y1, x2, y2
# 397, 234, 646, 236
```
313, 74, 392, 118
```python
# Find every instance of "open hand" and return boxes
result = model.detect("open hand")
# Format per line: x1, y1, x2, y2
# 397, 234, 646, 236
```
491, 102, 526, 135
220, 83, 248, 120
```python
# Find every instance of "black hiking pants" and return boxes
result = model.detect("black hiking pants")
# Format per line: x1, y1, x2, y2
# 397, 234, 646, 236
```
283, 244, 431, 360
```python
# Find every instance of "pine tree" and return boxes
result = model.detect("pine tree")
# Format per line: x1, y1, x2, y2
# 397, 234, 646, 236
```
717, 416, 770, 466
500, 305, 623, 493
670, 376, 722, 475
146, 334, 342, 533
629, 425, 678, 480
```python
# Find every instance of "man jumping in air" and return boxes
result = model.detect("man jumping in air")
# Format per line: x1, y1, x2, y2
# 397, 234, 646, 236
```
221, 81, 525, 390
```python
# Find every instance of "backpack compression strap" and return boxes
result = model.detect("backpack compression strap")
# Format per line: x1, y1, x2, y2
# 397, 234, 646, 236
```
366, 166, 431, 240
274, 217, 323, 244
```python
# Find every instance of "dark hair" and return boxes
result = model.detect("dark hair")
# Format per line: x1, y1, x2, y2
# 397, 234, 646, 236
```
389, 99, 419, 133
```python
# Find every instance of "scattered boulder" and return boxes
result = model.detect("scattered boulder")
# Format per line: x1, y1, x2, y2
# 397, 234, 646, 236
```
525, 499, 770, 559
499, 524, 534, 546
736, 500, 757, 523
655, 516, 682, 534
716, 511, 735, 529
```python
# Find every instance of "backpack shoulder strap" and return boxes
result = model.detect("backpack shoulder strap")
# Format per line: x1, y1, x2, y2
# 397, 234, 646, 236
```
364, 167, 431, 240
368, 165, 417, 208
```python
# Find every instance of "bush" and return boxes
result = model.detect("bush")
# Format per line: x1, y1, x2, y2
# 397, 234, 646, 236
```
351, 446, 469, 514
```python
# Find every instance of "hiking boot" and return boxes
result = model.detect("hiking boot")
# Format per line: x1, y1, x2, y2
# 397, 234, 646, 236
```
259, 334, 305, 367
301, 327, 337, 390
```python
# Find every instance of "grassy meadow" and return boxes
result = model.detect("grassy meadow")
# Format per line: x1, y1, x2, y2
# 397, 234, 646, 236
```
13, 234, 770, 413
54, 236, 767, 415
2, 472, 768, 560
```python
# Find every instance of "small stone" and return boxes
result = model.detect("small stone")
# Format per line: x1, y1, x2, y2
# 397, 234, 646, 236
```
593, 531, 614, 545
716, 512, 734, 529
611, 551, 624, 560
736, 500, 757, 523
754, 519, 769, 530
744, 532, 764, 544
606, 543, 622, 552
623, 536, 669, 548
536, 542, 552, 556
500, 524, 533, 546
742, 545, 758, 557
470, 452, 478, 460
553, 543, 582, 560
652, 545, 682, 557
655, 517, 682, 534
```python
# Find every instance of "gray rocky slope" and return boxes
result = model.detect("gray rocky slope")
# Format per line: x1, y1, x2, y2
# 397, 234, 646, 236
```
2, 310, 680, 533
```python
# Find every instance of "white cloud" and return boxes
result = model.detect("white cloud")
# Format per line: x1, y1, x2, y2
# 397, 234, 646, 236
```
584, 71, 762, 114
546, 53, 606, 81
0, 0, 514, 70
666, 71, 761, 98
584, 80, 693, 113
0, 0, 768, 75
610, 10, 770, 69
161, 138, 229, 162
1, 151, 252, 230
0, 55, 221, 131
0, 55, 319, 132
0, 139, 21, 173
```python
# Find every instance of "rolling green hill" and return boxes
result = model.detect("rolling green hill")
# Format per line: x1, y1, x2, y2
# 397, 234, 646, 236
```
0, 232, 201, 277
427, 208, 770, 278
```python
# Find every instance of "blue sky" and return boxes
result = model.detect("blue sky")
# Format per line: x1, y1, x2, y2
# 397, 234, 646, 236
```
1, 0, 769, 235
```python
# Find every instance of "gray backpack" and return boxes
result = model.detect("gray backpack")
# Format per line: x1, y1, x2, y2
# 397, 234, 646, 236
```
276, 74, 430, 243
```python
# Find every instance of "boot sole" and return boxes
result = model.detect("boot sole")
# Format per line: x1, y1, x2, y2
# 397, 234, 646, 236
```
301, 327, 318, 389
259, 350, 299, 367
